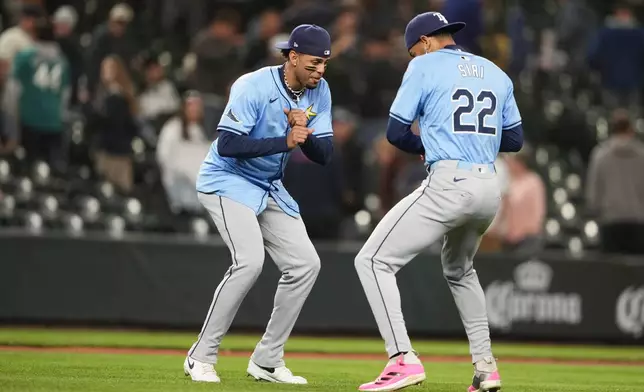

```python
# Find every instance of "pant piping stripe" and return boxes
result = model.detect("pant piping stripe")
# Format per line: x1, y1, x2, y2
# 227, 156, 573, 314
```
189, 196, 238, 358
370, 173, 432, 355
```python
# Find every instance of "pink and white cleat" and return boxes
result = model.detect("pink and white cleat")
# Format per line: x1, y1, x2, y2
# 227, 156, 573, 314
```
467, 357, 501, 392
359, 352, 426, 392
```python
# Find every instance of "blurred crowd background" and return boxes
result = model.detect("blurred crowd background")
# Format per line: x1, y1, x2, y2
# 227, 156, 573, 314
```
0, 0, 643, 258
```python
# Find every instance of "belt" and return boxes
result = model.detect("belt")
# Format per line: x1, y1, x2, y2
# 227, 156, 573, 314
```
429, 160, 496, 174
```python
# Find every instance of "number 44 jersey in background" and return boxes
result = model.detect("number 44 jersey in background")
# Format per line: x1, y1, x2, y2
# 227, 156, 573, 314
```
389, 46, 521, 165
12, 45, 71, 132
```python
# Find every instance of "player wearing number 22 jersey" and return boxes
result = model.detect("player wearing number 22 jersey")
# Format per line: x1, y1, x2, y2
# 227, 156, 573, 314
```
355, 12, 522, 392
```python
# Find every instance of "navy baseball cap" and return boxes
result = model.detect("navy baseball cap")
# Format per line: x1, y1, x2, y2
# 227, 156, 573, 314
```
275, 24, 332, 58
404, 12, 466, 50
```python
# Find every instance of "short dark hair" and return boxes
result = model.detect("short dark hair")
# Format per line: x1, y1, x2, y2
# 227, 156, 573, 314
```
280, 49, 292, 60
428, 32, 453, 39
611, 109, 633, 135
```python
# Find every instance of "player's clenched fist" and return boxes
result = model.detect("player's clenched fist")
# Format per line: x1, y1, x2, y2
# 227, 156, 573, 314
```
283, 108, 308, 127
287, 125, 313, 148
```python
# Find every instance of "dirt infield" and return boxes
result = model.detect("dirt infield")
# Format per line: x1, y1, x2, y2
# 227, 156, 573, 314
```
2, 345, 644, 367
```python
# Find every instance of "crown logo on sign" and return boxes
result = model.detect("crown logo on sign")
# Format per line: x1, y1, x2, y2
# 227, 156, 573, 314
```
513, 260, 552, 292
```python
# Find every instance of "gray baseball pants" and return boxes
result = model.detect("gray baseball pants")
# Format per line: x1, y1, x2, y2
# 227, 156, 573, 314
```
189, 194, 320, 368
355, 160, 501, 363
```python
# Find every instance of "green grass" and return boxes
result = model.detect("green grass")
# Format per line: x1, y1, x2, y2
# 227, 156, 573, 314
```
1, 327, 644, 362
1, 350, 644, 392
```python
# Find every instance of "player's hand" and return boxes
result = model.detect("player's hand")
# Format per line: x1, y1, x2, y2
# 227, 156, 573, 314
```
284, 108, 308, 127
287, 125, 313, 149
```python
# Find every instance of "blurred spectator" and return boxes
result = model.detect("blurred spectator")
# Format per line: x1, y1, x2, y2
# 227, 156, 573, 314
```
480, 157, 510, 252
505, 2, 529, 78
261, 33, 291, 67
190, 10, 244, 97
438, 0, 483, 55
157, 91, 209, 213
332, 107, 365, 215
0, 55, 17, 156
490, 147, 546, 255
5, 22, 70, 171
588, 2, 644, 111
243, 9, 282, 70
586, 109, 644, 255
138, 54, 180, 128
0, 4, 42, 67
331, 6, 360, 59
191, 10, 244, 134
52, 5, 82, 106
160, 0, 209, 44
555, 0, 597, 75
87, 3, 141, 96
324, 6, 361, 109
356, 31, 402, 144
375, 135, 404, 214
284, 144, 344, 240
281, 0, 337, 33
89, 56, 138, 194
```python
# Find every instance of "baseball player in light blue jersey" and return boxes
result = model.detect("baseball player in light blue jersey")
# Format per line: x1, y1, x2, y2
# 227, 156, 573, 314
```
184, 24, 334, 384
355, 12, 523, 392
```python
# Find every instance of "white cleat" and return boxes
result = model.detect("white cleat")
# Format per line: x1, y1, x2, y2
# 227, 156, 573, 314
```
183, 356, 221, 383
247, 360, 307, 384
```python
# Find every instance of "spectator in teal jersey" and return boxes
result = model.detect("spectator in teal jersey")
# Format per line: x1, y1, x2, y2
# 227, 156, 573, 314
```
5, 21, 71, 172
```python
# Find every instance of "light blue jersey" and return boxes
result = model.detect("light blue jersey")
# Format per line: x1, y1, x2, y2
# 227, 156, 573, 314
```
197, 66, 333, 217
390, 47, 521, 165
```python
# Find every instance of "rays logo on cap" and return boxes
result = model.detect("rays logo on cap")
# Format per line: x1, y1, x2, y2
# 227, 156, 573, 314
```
432, 12, 448, 24
324, 50, 330, 55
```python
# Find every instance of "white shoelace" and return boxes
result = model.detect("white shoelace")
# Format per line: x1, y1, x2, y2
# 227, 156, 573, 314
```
201, 362, 216, 374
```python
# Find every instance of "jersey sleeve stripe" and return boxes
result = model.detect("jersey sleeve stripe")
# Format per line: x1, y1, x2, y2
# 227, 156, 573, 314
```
314, 132, 333, 138
389, 112, 413, 125
503, 120, 522, 130
218, 125, 244, 135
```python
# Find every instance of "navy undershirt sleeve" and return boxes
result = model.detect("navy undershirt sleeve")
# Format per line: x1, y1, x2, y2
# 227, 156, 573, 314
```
500, 124, 524, 153
217, 129, 290, 158
386, 116, 424, 155
300, 135, 333, 165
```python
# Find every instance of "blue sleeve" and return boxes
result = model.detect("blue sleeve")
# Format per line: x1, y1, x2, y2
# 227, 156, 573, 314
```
500, 124, 523, 152
217, 78, 259, 136
502, 80, 522, 130
389, 59, 425, 125
217, 130, 289, 158
386, 116, 425, 155
300, 135, 333, 165
307, 82, 333, 138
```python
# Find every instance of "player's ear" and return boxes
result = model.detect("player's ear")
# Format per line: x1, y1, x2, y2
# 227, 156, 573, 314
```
420, 36, 430, 54
289, 51, 298, 67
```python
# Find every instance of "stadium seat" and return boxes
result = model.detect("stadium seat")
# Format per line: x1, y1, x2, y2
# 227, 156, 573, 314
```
190, 217, 210, 239
582, 220, 600, 248
61, 212, 84, 236
0, 159, 11, 185
567, 236, 585, 258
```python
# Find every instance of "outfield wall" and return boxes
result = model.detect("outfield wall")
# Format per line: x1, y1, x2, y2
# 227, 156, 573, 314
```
1, 232, 643, 344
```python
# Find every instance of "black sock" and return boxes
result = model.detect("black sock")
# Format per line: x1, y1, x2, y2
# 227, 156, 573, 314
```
389, 351, 408, 360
